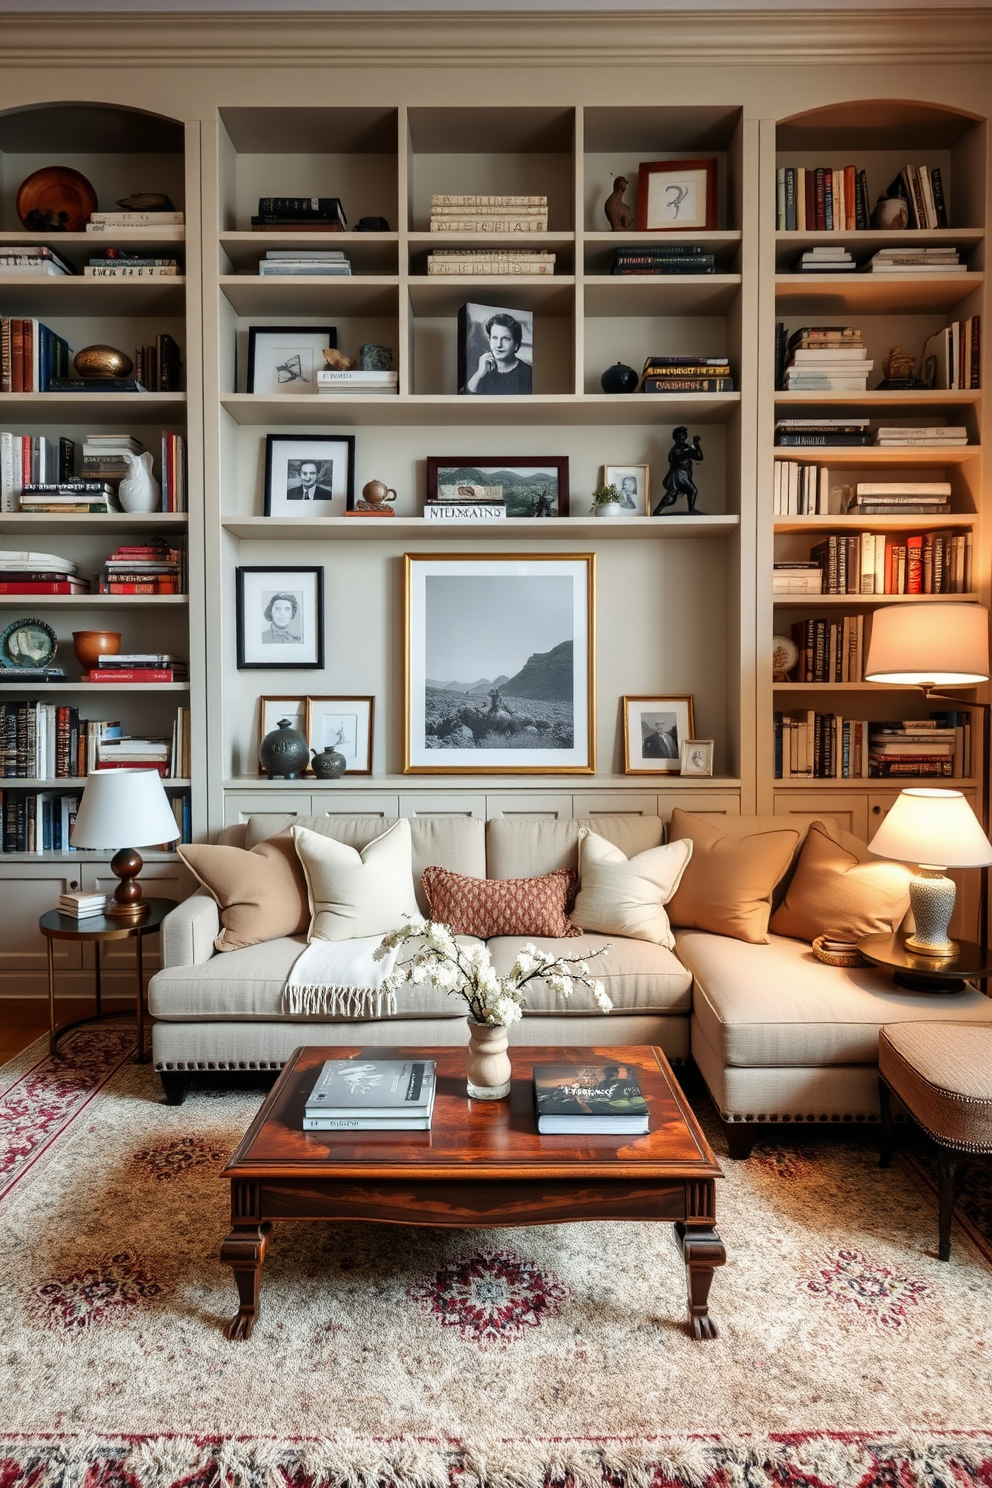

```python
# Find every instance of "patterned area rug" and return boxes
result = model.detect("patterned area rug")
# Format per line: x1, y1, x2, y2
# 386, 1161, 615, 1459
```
2, 1028, 992, 1488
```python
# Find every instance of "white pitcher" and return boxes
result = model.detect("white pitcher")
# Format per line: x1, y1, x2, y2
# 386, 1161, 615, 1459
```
118, 450, 161, 513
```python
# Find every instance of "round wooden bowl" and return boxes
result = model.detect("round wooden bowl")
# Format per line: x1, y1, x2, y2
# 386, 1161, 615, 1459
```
72, 630, 121, 671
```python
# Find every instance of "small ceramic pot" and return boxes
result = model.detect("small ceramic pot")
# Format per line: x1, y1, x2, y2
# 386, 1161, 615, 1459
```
871, 196, 910, 230
600, 361, 639, 394
466, 1017, 512, 1100
594, 502, 625, 518
72, 630, 121, 670
74, 344, 134, 379
258, 718, 309, 779
311, 746, 346, 779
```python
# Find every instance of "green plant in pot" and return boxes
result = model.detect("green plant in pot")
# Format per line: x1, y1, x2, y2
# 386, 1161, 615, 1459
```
592, 483, 625, 518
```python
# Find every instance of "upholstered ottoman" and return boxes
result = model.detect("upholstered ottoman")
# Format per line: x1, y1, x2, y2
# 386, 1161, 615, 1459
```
878, 1022, 992, 1260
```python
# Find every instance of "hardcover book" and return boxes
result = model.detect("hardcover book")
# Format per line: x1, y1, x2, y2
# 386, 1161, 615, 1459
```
533, 1063, 649, 1134
305, 1058, 436, 1121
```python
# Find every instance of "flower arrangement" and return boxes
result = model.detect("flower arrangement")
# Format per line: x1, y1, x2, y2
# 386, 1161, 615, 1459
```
374, 917, 612, 1026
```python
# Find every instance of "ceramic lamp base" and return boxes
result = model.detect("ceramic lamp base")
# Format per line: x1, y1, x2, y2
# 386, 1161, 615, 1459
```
904, 867, 959, 957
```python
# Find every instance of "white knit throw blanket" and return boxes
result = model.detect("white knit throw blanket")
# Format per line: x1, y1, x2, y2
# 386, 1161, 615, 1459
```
283, 935, 401, 1019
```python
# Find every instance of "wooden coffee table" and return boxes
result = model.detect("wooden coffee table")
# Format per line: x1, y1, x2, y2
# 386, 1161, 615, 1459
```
220, 1044, 725, 1342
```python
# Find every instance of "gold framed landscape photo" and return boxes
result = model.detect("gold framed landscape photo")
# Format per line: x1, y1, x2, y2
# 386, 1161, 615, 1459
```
622, 694, 695, 774
404, 553, 595, 774
680, 738, 714, 777
604, 464, 650, 515
306, 695, 374, 775
637, 158, 717, 231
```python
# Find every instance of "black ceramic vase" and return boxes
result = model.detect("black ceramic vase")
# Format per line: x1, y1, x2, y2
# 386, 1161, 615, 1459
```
600, 361, 639, 394
311, 746, 347, 780
258, 717, 309, 779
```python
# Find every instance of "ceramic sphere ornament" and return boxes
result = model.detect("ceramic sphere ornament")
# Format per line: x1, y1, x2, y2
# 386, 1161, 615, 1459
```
600, 361, 639, 395
258, 717, 310, 779
311, 745, 347, 779
74, 344, 134, 380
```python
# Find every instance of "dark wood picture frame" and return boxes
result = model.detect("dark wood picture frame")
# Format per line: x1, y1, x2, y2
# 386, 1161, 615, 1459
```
636, 158, 718, 232
236, 565, 325, 670
425, 456, 569, 518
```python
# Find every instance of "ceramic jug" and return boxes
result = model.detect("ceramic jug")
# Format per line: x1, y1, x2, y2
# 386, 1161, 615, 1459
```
119, 450, 161, 513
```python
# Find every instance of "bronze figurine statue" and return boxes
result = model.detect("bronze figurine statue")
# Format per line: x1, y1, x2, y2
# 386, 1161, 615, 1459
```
604, 176, 633, 232
653, 426, 704, 515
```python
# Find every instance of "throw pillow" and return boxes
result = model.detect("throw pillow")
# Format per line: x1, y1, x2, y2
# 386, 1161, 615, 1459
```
178, 831, 309, 952
666, 809, 799, 944
421, 865, 581, 938
569, 830, 693, 948
292, 817, 420, 942
768, 819, 914, 943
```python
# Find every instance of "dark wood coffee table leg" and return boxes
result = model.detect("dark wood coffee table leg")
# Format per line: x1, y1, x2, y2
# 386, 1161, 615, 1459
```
676, 1221, 726, 1339
221, 1221, 272, 1340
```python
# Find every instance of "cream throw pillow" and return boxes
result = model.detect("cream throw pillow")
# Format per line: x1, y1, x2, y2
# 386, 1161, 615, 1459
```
292, 818, 420, 942
570, 829, 693, 948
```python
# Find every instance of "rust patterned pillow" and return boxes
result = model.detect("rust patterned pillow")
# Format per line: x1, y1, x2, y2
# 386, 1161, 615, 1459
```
421, 866, 581, 939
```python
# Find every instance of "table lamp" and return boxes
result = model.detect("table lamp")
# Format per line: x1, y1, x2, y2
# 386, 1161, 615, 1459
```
69, 769, 181, 918
868, 788, 992, 956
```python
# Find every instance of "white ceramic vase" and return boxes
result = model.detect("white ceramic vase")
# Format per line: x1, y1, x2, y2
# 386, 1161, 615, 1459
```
118, 450, 161, 513
466, 1017, 512, 1100
595, 502, 624, 518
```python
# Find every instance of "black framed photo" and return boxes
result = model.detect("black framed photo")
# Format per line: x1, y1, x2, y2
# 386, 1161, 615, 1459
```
457, 301, 534, 395
263, 434, 356, 517
236, 566, 324, 669
246, 326, 336, 395
426, 457, 569, 518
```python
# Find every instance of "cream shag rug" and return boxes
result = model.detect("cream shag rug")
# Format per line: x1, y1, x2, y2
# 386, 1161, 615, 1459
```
1, 1026, 991, 1488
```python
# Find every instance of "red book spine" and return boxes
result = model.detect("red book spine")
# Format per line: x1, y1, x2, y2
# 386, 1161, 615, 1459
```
23, 319, 33, 392
96, 761, 170, 776
814, 168, 826, 232
0, 582, 80, 594
100, 581, 180, 594
11, 321, 24, 394
87, 669, 175, 682
906, 535, 924, 594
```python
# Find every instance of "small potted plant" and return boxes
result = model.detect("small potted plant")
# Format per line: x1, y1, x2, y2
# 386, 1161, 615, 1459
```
592, 483, 625, 518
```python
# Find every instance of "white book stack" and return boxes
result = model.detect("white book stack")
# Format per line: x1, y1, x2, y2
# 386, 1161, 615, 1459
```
59, 890, 109, 919
793, 245, 856, 273
427, 250, 556, 276
303, 1058, 437, 1130
259, 250, 351, 277
316, 370, 398, 395
783, 344, 872, 391
0, 245, 73, 276
874, 426, 969, 447
866, 247, 964, 273
429, 194, 548, 234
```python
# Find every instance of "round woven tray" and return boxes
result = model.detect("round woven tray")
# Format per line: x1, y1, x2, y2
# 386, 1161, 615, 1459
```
812, 935, 867, 968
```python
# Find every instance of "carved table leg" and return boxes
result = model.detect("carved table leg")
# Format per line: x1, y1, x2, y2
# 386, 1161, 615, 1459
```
676, 1221, 726, 1340
220, 1221, 272, 1339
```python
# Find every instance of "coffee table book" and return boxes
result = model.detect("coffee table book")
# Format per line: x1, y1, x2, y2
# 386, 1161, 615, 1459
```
534, 1061, 650, 1134
303, 1057, 436, 1130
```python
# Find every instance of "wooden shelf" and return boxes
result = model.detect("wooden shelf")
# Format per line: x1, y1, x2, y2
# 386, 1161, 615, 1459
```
583, 275, 741, 316
221, 391, 741, 427
0, 230, 184, 249
223, 773, 744, 790
0, 595, 187, 607
771, 446, 979, 466
775, 775, 979, 788
773, 680, 947, 691
774, 389, 981, 407
0, 683, 189, 693
408, 278, 574, 315
0, 778, 191, 788
0, 275, 186, 316
219, 230, 398, 273
774, 514, 976, 531
0, 392, 186, 419
773, 591, 978, 606
0, 513, 188, 534
0, 849, 183, 862
407, 231, 575, 249
774, 272, 982, 313
223, 514, 740, 539
220, 274, 398, 316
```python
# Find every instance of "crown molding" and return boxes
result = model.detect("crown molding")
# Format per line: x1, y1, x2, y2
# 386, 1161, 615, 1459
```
2, 9, 992, 66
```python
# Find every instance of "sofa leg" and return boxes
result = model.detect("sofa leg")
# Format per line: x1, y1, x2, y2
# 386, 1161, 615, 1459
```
723, 1121, 756, 1160
160, 1070, 190, 1106
936, 1146, 961, 1262
878, 1078, 895, 1168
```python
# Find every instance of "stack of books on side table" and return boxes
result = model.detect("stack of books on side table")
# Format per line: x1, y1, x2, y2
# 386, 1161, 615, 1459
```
429, 195, 548, 234
533, 1062, 649, 1134
59, 890, 109, 919
303, 1059, 437, 1131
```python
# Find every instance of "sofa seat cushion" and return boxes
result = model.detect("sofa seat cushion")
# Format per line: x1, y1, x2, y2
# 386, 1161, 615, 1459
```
487, 934, 692, 1015
148, 935, 478, 1022
679, 928, 992, 1068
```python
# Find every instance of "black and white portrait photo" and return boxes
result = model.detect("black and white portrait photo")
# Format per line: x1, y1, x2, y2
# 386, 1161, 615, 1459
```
236, 566, 324, 669
246, 326, 336, 396
264, 434, 355, 517
622, 695, 696, 775
457, 301, 534, 396
405, 555, 594, 772
604, 463, 650, 515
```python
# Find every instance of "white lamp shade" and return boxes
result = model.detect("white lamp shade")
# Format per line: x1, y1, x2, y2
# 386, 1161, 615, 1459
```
868, 788, 992, 868
70, 769, 181, 849
864, 602, 990, 686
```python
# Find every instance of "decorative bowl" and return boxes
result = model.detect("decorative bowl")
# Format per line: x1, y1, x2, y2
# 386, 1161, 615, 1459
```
72, 630, 121, 670
16, 165, 97, 233
74, 345, 134, 380
812, 935, 867, 969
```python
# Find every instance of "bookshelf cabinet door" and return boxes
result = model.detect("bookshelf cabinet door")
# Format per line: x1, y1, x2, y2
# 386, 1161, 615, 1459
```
0, 873, 84, 974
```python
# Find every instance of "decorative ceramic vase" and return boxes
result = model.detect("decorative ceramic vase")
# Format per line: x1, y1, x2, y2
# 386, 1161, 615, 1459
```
74, 344, 133, 379
258, 717, 309, 779
72, 630, 121, 670
595, 502, 624, 518
600, 361, 639, 394
118, 450, 161, 513
466, 1017, 512, 1100
311, 746, 346, 779
871, 195, 910, 230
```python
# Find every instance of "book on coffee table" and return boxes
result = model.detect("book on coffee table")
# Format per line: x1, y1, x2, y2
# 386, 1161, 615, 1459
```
303, 1058, 436, 1130
533, 1062, 650, 1134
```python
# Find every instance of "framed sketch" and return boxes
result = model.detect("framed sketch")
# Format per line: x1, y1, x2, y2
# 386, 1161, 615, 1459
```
246, 326, 336, 395
680, 738, 714, 777
604, 463, 650, 516
306, 695, 374, 775
236, 566, 324, 669
404, 553, 595, 774
264, 434, 355, 517
457, 301, 533, 396
426, 457, 568, 518
257, 695, 305, 774
622, 694, 695, 775
637, 158, 717, 232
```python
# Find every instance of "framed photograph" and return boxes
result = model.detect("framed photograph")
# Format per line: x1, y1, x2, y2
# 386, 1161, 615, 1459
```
236, 566, 324, 669
404, 553, 595, 774
257, 695, 305, 775
680, 738, 714, 777
246, 326, 336, 395
637, 158, 717, 232
306, 695, 374, 775
622, 694, 695, 775
264, 434, 356, 517
457, 301, 533, 396
426, 457, 569, 518
604, 464, 650, 516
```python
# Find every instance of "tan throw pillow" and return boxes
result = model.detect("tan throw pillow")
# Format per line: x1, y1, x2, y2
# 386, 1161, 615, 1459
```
666, 809, 799, 944
422, 865, 581, 938
570, 830, 693, 948
292, 818, 420, 942
178, 831, 309, 952
769, 820, 914, 943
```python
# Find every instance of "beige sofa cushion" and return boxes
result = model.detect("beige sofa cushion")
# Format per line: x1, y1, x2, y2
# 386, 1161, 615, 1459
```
178, 832, 308, 951
570, 831, 692, 948
487, 816, 664, 880
293, 819, 420, 941
679, 927, 992, 1068
666, 810, 799, 943
769, 820, 913, 943
487, 933, 692, 1015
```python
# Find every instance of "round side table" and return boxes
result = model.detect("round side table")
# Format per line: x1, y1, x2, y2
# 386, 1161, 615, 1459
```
39, 898, 173, 1062
857, 930, 992, 994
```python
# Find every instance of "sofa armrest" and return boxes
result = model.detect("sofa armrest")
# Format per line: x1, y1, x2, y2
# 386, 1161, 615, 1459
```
162, 890, 219, 967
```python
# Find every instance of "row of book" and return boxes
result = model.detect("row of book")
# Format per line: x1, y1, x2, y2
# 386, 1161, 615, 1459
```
86, 210, 184, 235
775, 163, 948, 232
925, 317, 981, 391
0, 706, 190, 779
258, 249, 351, 277
0, 321, 182, 393
1, 432, 187, 513
429, 194, 548, 234
428, 250, 556, 277
84, 254, 180, 279
250, 197, 347, 232
610, 244, 716, 276
790, 245, 966, 278
775, 528, 973, 595
640, 355, 733, 394
0, 787, 190, 854
774, 713, 971, 780
775, 417, 970, 448
774, 469, 954, 518
787, 616, 866, 683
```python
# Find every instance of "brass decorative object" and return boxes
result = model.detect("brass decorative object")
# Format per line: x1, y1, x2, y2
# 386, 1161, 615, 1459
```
74, 345, 134, 380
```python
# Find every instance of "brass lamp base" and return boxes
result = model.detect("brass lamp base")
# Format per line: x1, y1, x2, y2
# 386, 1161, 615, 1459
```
105, 847, 150, 919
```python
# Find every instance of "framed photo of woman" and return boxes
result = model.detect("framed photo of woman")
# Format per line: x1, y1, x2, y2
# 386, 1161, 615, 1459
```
236, 566, 324, 669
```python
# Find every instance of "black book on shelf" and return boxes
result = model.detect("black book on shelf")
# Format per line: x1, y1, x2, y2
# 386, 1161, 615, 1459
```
45, 378, 149, 393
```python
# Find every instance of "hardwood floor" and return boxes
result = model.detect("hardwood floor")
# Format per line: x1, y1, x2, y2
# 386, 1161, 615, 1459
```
0, 997, 133, 1064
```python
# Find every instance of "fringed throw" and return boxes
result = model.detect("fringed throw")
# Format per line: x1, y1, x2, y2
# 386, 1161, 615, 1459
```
283, 934, 400, 1019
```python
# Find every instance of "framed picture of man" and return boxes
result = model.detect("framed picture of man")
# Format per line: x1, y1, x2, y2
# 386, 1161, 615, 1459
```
264, 434, 356, 517
457, 301, 534, 396
236, 566, 324, 669
245, 326, 336, 395
622, 694, 695, 774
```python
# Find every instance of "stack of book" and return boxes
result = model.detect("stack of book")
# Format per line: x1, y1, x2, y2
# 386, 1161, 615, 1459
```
1, 791, 79, 853
87, 654, 188, 685
303, 1058, 437, 1131
779, 327, 872, 393
640, 355, 733, 393
83, 252, 179, 279
133, 333, 181, 392
258, 249, 351, 276
85, 209, 184, 235
316, 369, 398, 396
82, 434, 143, 492
792, 245, 856, 273
427, 249, 555, 276
775, 417, 872, 446
97, 734, 174, 773
250, 197, 346, 232
807, 528, 972, 594
773, 562, 823, 594
429, 195, 548, 234
0, 550, 87, 595
773, 460, 829, 515
0, 318, 72, 392
776, 165, 870, 231
98, 541, 185, 594
1, 705, 120, 778
20, 480, 115, 514
59, 890, 108, 919
874, 425, 968, 449
0, 245, 74, 277
868, 719, 966, 778
533, 1062, 649, 1134
774, 711, 870, 779
864, 246, 964, 274
1, 433, 74, 509
424, 476, 506, 521
922, 318, 981, 390
845, 481, 952, 516
611, 244, 715, 276
884, 165, 949, 230
789, 615, 865, 683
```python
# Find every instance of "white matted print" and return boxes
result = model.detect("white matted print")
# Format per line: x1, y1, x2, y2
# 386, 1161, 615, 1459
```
680, 738, 714, 777
246, 326, 335, 395
236, 566, 324, 669
404, 553, 595, 774
306, 695, 374, 775
604, 464, 649, 516
637, 158, 717, 232
622, 694, 695, 775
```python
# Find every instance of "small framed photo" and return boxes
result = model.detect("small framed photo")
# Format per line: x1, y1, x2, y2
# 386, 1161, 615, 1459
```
637, 159, 717, 232
457, 301, 533, 396
258, 695, 305, 774
246, 325, 336, 395
622, 694, 695, 775
604, 464, 650, 516
680, 738, 714, 777
264, 434, 356, 517
426, 457, 569, 518
306, 695, 374, 775
236, 566, 324, 669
